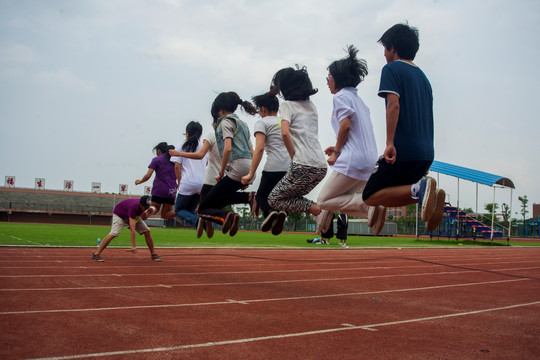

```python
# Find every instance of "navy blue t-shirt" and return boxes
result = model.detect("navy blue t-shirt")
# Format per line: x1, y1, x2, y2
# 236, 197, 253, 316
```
378, 61, 434, 161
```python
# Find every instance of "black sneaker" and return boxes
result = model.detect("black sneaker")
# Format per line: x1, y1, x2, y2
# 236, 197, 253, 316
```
91, 253, 104, 262
272, 211, 287, 236
229, 213, 240, 237
222, 212, 234, 234
261, 211, 278, 232
151, 254, 162, 262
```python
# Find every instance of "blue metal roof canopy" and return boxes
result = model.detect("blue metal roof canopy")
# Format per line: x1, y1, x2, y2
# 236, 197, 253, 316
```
430, 160, 515, 189
428, 160, 515, 241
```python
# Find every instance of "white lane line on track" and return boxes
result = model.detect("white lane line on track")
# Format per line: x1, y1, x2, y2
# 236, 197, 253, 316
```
0, 234, 40, 245
25, 300, 540, 360
1, 266, 538, 292
1, 261, 539, 279
1, 278, 529, 315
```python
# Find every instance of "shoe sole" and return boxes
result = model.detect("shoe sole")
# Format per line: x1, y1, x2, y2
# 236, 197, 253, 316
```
229, 214, 240, 237
367, 206, 377, 228
196, 218, 204, 238
373, 206, 386, 236
222, 213, 234, 234
261, 211, 278, 232
271, 211, 287, 236
421, 177, 436, 222
205, 220, 214, 239
426, 189, 446, 231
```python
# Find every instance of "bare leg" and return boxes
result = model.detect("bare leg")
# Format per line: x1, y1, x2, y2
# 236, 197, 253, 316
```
95, 234, 116, 256
364, 185, 416, 207
142, 231, 156, 255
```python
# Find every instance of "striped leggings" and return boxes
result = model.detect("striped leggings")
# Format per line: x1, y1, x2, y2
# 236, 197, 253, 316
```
268, 162, 327, 213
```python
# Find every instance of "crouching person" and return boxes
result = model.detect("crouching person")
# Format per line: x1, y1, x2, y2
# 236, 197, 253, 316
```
92, 195, 161, 262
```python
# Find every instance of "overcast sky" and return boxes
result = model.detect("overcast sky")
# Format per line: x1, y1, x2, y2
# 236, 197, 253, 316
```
1, 0, 539, 218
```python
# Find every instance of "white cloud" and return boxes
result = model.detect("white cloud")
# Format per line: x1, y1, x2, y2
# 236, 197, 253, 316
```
0, 44, 37, 63
34, 68, 96, 92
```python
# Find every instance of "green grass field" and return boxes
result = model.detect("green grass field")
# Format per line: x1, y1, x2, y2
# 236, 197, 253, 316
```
1, 222, 538, 248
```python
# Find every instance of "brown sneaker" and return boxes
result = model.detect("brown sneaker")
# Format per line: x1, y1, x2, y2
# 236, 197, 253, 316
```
426, 189, 446, 231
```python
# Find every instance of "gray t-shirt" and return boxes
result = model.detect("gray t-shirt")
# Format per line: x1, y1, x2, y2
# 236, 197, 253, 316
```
253, 115, 290, 172
220, 118, 252, 182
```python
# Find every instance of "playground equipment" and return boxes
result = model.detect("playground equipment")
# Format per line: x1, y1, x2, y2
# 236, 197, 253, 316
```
429, 160, 515, 242
426, 205, 507, 244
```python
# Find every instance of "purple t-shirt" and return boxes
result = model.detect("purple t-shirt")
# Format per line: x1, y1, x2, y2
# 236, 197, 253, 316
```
113, 198, 143, 220
148, 154, 177, 199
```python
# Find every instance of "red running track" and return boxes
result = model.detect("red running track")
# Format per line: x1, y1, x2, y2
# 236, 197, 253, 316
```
0, 246, 539, 359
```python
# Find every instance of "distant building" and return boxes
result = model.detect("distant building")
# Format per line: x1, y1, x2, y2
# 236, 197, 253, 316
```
533, 203, 540, 218
387, 205, 414, 220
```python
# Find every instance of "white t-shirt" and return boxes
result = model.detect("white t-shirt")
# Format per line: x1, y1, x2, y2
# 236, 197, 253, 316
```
170, 141, 207, 195
330, 88, 378, 180
278, 100, 326, 168
202, 131, 221, 186
253, 115, 290, 172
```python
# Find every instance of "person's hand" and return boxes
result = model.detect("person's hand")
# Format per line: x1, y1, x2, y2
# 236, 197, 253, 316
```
169, 149, 181, 156
135, 179, 142, 185
324, 146, 334, 156
241, 174, 253, 185
215, 172, 224, 182
383, 144, 397, 164
327, 152, 339, 166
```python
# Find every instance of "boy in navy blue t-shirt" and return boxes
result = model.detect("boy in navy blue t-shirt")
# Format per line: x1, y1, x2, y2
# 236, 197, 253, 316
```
362, 23, 446, 235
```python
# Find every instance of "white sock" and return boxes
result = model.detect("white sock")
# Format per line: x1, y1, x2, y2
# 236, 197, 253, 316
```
411, 181, 421, 198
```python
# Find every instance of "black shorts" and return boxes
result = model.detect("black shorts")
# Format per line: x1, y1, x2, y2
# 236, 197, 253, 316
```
151, 195, 175, 205
362, 156, 432, 201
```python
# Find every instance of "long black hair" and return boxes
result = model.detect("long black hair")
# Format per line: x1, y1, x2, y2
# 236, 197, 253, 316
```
182, 121, 203, 152
210, 92, 257, 122
328, 45, 368, 90
269, 65, 318, 101
153, 142, 175, 159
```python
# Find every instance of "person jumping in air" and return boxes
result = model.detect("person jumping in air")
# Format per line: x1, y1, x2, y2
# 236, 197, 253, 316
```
362, 23, 446, 234
266, 65, 328, 235
316, 45, 378, 234
170, 121, 207, 229
196, 92, 258, 237
241, 91, 289, 234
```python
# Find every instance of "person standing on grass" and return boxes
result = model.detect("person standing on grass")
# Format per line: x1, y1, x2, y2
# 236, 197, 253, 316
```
336, 213, 349, 248
266, 65, 327, 235
315, 45, 378, 234
170, 121, 206, 229
196, 92, 258, 237
92, 195, 161, 262
362, 23, 446, 234
135, 141, 178, 221
241, 92, 289, 234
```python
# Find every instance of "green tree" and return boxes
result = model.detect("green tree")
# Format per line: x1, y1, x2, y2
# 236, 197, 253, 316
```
287, 212, 303, 231
518, 195, 529, 221
518, 195, 529, 235
501, 203, 510, 222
